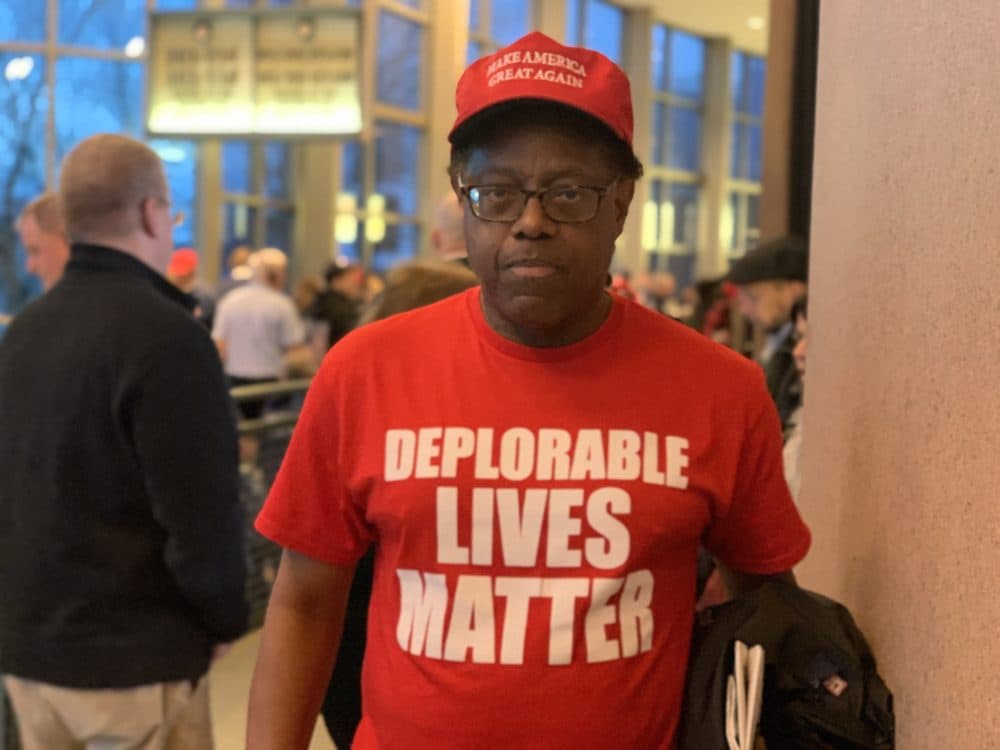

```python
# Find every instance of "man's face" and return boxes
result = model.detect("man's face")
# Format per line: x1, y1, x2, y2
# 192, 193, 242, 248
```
735, 280, 794, 331
457, 123, 633, 340
20, 214, 69, 291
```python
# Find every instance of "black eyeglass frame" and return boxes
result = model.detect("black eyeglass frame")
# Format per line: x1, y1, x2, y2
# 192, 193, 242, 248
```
456, 178, 618, 224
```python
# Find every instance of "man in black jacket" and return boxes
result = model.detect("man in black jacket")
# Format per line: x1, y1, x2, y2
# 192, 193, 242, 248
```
0, 134, 247, 749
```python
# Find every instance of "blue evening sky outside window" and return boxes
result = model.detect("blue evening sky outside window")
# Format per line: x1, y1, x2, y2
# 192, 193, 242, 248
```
747, 56, 766, 117
377, 12, 423, 110
264, 142, 291, 199
565, 0, 579, 45
155, 0, 198, 9
59, 0, 145, 48
265, 208, 294, 252
491, 0, 530, 47
747, 125, 762, 181
224, 204, 257, 252
0, 1, 45, 41
583, 1, 623, 63
151, 139, 198, 247
668, 107, 701, 172
341, 141, 363, 200
651, 25, 667, 91
224, 0, 255, 7
731, 54, 747, 111
222, 142, 252, 194
469, 0, 480, 30
467, 40, 482, 65
670, 32, 706, 101
55, 59, 143, 163
730, 122, 744, 178
375, 122, 420, 216
0, 51, 46, 313
651, 102, 666, 166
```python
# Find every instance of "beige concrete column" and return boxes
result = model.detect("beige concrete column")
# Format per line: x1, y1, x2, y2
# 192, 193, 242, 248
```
759, 0, 797, 239
798, 2, 1000, 747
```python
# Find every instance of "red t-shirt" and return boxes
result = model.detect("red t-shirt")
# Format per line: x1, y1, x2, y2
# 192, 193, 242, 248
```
256, 288, 810, 750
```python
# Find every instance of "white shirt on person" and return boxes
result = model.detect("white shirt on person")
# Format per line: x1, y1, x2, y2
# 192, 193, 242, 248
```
212, 281, 304, 379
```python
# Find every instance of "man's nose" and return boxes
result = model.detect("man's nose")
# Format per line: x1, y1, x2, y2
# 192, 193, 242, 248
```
512, 195, 554, 237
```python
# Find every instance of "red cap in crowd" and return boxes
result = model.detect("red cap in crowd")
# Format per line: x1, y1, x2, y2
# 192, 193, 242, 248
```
168, 248, 199, 277
449, 31, 634, 148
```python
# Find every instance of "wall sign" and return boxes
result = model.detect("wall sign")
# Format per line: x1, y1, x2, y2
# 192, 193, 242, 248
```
147, 9, 363, 137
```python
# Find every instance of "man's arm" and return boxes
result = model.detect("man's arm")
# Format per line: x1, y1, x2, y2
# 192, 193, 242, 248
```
247, 550, 356, 750
720, 564, 796, 598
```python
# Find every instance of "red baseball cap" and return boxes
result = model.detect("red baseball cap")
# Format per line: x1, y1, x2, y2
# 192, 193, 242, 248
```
168, 248, 199, 277
449, 31, 634, 148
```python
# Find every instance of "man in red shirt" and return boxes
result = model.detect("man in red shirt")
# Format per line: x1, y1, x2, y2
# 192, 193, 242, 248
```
248, 32, 810, 750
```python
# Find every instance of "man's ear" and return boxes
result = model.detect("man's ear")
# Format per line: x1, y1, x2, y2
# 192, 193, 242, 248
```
613, 179, 636, 231
140, 197, 160, 238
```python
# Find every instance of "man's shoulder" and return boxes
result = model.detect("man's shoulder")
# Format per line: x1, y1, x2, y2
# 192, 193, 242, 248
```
622, 298, 757, 376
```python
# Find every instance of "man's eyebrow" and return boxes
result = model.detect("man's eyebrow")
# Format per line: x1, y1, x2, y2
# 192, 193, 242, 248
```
470, 166, 599, 183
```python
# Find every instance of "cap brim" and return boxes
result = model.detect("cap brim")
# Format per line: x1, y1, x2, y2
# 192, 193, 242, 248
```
449, 97, 626, 148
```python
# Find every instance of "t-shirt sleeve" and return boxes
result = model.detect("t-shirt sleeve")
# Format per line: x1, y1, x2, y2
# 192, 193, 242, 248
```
255, 355, 372, 565
703, 371, 811, 574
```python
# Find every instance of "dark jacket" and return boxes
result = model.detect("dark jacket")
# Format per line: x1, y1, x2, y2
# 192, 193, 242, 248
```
679, 583, 894, 750
0, 244, 247, 689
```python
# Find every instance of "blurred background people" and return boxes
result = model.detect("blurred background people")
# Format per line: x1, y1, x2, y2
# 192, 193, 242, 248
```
311, 262, 366, 350
212, 247, 310, 418
0, 134, 247, 750
726, 235, 808, 424
784, 294, 809, 502
17, 191, 70, 292
429, 192, 468, 266
319, 259, 479, 750
217, 244, 254, 300
166, 247, 216, 329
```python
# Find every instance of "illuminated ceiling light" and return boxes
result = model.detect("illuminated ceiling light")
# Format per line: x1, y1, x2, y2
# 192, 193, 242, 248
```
124, 36, 145, 59
641, 201, 658, 251
4, 56, 34, 82
746, 16, 766, 31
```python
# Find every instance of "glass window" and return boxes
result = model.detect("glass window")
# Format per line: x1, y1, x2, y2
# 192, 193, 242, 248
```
55, 59, 143, 163
224, 203, 257, 251
748, 56, 767, 117
59, 0, 145, 49
565, 0, 580, 46
669, 32, 706, 101
651, 25, 667, 92
151, 139, 198, 248
372, 223, 419, 273
746, 193, 760, 247
336, 220, 362, 265
670, 183, 699, 247
156, 0, 198, 8
469, 0, 481, 31
264, 142, 291, 199
377, 12, 423, 111
222, 141, 252, 195
491, 0, 530, 46
467, 41, 482, 65
666, 253, 696, 295
0, 1, 45, 41
224, 0, 255, 6
731, 54, 746, 111
747, 124, 763, 181
651, 102, 666, 166
584, 0, 623, 63
730, 122, 744, 179
375, 122, 420, 217
342, 141, 363, 200
0, 52, 47, 314
668, 108, 701, 172
265, 208, 294, 252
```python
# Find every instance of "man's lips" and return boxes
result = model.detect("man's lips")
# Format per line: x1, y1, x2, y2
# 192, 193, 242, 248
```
502, 258, 561, 278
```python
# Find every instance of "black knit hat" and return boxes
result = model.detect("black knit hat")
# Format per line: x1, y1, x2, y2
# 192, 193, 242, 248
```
726, 236, 809, 284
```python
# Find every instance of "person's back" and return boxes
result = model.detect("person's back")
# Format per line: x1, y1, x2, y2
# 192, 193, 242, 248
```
0, 133, 247, 750
214, 280, 303, 380
0, 259, 244, 683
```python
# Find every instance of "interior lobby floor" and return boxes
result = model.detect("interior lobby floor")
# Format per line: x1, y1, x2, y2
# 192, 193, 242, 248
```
211, 629, 336, 750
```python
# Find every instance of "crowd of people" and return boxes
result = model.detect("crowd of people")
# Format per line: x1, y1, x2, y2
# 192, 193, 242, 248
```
0, 30, 833, 750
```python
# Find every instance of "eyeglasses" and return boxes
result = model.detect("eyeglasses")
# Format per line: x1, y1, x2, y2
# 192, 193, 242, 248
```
457, 179, 616, 224
153, 196, 185, 228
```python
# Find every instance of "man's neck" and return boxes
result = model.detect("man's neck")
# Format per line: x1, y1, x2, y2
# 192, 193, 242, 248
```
481, 292, 612, 348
